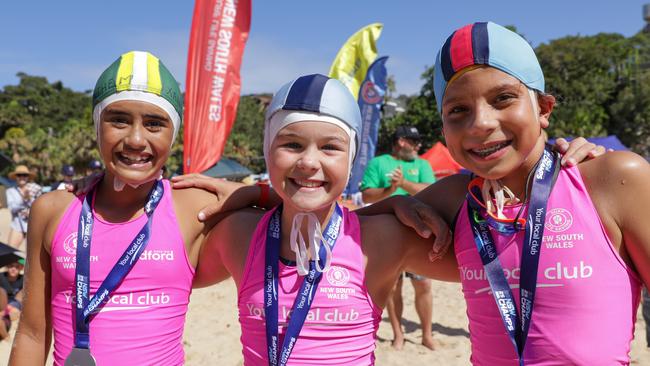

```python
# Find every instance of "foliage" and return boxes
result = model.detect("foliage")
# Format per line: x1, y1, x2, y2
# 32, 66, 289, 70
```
223, 95, 268, 173
0, 73, 96, 183
377, 67, 443, 155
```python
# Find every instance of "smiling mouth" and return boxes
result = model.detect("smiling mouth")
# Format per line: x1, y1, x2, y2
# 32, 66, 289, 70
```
290, 178, 326, 188
117, 152, 153, 165
470, 140, 512, 158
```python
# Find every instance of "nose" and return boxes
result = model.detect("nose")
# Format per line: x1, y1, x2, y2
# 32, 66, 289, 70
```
467, 102, 498, 136
296, 146, 320, 171
123, 123, 147, 150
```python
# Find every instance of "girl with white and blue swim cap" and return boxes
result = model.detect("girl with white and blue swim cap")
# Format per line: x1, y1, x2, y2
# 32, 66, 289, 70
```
191, 73, 464, 365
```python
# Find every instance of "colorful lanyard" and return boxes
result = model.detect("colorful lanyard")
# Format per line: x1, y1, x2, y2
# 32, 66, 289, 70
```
466, 147, 559, 365
264, 204, 343, 366
73, 180, 164, 350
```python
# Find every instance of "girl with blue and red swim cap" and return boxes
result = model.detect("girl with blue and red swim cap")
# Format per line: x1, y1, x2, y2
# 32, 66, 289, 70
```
398, 21, 649, 365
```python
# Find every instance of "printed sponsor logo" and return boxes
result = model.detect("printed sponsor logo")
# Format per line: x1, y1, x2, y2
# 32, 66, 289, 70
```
246, 303, 360, 323
461, 260, 594, 294
139, 249, 175, 262
326, 266, 350, 287
545, 208, 573, 233
64, 290, 171, 312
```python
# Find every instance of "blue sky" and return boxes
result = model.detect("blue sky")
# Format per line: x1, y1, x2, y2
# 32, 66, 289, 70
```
1, 1, 649, 96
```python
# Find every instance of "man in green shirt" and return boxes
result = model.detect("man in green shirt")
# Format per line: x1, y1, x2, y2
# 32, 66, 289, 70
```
360, 126, 437, 350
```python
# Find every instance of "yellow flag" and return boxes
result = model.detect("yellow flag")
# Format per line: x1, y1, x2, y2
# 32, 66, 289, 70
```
329, 23, 383, 100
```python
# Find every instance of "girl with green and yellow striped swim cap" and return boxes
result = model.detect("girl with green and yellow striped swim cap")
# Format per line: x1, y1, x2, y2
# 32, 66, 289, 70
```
92, 50, 183, 142
91, 50, 183, 190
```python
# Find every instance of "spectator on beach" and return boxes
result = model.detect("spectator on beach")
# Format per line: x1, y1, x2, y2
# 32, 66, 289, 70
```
0, 259, 24, 320
52, 165, 75, 191
360, 126, 437, 350
87, 159, 103, 176
6, 165, 42, 248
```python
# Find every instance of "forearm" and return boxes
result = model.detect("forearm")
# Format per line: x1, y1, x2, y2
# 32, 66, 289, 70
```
9, 325, 51, 365
399, 181, 432, 196
360, 187, 395, 204
355, 195, 402, 216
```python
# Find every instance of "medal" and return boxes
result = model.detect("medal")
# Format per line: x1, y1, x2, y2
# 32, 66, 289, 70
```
65, 347, 96, 366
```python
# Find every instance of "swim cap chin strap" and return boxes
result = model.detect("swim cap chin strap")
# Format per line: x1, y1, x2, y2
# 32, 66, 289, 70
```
290, 212, 333, 276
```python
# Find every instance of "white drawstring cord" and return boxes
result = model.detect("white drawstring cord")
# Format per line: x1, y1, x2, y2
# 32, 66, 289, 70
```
289, 212, 333, 276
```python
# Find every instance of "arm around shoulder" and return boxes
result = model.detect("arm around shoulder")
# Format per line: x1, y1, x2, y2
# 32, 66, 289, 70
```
362, 214, 459, 284
193, 208, 263, 288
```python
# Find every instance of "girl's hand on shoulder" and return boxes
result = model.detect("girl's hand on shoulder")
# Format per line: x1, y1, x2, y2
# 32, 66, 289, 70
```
392, 196, 452, 261
553, 137, 609, 166
67, 171, 104, 195
171, 174, 255, 221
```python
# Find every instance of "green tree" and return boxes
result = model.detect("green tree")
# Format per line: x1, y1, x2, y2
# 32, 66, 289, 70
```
0, 73, 95, 183
223, 95, 267, 173
536, 33, 631, 138
377, 66, 443, 155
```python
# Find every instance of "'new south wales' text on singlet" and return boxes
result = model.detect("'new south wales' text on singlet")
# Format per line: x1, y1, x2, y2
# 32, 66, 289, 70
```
50, 179, 194, 366
238, 207, 381, 365
455, 166, 642, 365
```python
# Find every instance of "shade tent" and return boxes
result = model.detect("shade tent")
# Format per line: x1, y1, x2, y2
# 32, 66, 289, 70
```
547, 135, 629, 151
200, 157, 253, 181
420, 142, 464, 179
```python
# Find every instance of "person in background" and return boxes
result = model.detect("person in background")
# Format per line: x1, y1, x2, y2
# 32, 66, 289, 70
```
53, 165, 75, 191
6, 165, 42, 248
87, 159, 103, 176
360, 125, 437, 350
0, 259, 24, 321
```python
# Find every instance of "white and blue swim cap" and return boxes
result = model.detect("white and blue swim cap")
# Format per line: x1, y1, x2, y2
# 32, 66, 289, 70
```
264, 74, 362, 168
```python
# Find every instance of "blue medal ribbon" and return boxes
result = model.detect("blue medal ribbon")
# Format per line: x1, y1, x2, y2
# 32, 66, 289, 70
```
264, 204, 343, 366
73, 180, 164, 350
466, 147, 559, 365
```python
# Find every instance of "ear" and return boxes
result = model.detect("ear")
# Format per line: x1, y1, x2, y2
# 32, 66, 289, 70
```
537, 93, 555, 129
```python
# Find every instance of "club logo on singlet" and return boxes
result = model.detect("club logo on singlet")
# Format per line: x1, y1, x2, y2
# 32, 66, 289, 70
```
545, 208, 573, 233
55, 231, 99, 269
63, 232, 77, 255
326, 266, 350, 287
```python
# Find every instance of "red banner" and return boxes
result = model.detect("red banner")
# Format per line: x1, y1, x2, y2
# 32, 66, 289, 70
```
183, 0, 251, 173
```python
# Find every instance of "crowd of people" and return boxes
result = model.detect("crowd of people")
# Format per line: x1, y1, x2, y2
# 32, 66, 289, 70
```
1, 20, 649, 366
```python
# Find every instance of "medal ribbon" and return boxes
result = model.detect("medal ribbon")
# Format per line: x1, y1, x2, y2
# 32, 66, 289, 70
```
73, 180, 164, 349
264, 204, 343, 366
466, 147, 559, 365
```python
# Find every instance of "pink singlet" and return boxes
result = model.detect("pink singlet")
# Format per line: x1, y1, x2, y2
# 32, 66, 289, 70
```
238, 206, 381, 365
50, 180, 194, 365
455, 166, 642, 365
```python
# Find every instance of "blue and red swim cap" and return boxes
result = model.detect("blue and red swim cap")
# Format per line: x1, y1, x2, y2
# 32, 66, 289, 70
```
434, 22, 545, 110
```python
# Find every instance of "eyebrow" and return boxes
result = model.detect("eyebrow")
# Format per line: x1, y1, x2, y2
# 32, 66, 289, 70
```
103, 109, 170, 122
443, 81, 523, 106
275, 131, 348, 142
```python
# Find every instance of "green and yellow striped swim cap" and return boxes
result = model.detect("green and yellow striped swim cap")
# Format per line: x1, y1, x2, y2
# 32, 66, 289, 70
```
92, 51, 183, 140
